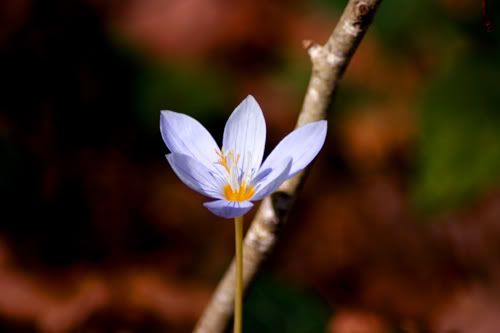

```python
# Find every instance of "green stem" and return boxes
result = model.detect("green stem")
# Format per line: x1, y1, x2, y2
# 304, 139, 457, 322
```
234, 215, 243, 333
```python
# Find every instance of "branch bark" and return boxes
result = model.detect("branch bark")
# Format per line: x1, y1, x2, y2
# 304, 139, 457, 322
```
193, 1, 383, 332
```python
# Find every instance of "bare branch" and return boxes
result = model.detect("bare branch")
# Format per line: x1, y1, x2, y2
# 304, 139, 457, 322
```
193, 1, 383, 332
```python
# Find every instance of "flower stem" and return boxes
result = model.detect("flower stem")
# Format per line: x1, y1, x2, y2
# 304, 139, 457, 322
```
234, 215, 244, 333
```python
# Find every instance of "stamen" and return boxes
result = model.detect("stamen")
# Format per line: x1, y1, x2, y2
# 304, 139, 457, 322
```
216, 147, 256, 202
216, 148, 230, 173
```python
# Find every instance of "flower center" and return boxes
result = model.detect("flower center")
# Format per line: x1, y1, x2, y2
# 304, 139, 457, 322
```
223, 182, 255, 202
216, 148, 255, 202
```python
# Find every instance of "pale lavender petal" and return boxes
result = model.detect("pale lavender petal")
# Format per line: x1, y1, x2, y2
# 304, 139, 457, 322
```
167, 153, 223, 199
222, 95, 266, 173
161, 111, 220, 172
259, 120, 327, 178
203, 200, 253, 219
252, 158, 292, 200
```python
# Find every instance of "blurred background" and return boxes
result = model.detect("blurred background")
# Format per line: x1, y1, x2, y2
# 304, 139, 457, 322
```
0, 0, 499, 332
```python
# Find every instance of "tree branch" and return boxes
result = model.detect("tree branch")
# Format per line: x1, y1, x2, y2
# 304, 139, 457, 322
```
193, 1, 383, 332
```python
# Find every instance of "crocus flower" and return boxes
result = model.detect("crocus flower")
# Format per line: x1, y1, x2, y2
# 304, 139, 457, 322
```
160, 95, 327, 219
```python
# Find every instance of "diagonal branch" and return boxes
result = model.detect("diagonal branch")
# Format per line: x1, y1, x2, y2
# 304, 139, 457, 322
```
193, 1, 383, 332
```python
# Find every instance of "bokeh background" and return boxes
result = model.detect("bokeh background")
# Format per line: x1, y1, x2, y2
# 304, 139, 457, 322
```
1, 0, 500, 332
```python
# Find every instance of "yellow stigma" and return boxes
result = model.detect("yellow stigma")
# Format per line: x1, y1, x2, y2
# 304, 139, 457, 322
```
224, 182, 255, 202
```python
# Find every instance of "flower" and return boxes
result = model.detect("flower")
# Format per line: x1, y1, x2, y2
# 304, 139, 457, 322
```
160, 95, 327, 218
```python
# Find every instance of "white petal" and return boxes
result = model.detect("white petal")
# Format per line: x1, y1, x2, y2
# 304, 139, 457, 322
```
161, 111, 220, 172
166, 153, 223, 199
252, 158, 292, 200
203, 200, 253, 219
222, 95, 266, 173
259, 120, 327, 178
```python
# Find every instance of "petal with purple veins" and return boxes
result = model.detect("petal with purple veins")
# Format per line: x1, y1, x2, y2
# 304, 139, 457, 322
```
260, 120, 327, 179
167, 153, 223, 199
203, 200, 254, 219
161, 111, 220, 172
222, 95, 266, 173
252, 158, 292, 200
